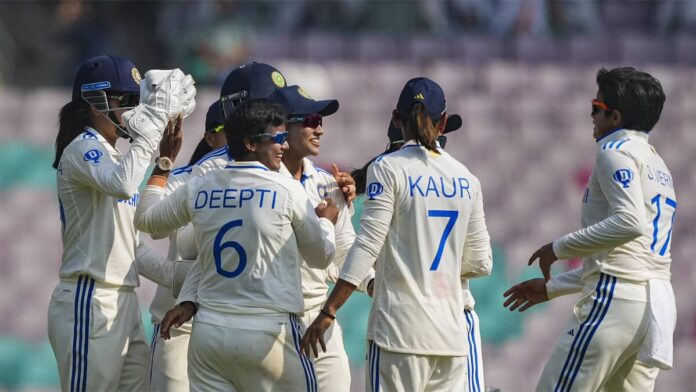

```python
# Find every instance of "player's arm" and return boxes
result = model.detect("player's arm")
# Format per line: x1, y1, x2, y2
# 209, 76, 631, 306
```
552, 150, 644, 259
503, 267, 583, 312
134, 177, 192, 237
63, 137, 156, 200
302, 161, 396, 357
160, 260, 201, 340
134, 240, 195, 291
461, 180, 493, 279
291, 185, 337, 269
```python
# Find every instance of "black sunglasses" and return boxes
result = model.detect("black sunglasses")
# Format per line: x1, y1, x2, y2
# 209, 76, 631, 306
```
288, 113, 322, 129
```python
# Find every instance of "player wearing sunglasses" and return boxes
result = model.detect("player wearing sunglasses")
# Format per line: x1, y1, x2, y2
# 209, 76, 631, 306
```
504, 67, 675, 391
269, 85, 375, 391
135, 100, 339, 392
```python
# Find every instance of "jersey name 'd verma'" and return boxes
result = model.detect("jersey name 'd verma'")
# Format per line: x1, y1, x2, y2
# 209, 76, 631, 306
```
646, 164, 674, 189
194, 187, 278, 210
408, 175, 472, 199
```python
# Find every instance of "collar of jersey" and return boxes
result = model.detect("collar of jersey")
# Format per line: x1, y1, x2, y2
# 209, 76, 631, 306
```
279, 157, 318, 181
595, 128, 648, 148
224, 161, 270, 171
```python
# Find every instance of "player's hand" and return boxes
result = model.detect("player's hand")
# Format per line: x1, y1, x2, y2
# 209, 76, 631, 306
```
300, 313, 333, 358
332, 164, 356, 204
528, 242, 558, 282
503, 278, 549, 312
367, 278, 375, 297
158, 115, 183, 162
160, 301, 196, 340
315, 198, 339, 224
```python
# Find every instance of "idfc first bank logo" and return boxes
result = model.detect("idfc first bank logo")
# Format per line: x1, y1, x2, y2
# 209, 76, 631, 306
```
613, 168, 634, 188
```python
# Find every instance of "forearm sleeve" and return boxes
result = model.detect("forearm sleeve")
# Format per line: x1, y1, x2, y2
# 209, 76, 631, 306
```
461, 185, 493, 278
134, 183, 192, 237
546, 267, 584, 299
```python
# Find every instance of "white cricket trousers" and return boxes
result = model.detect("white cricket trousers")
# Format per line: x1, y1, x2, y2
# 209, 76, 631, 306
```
537, 273, 659, 392
149, 322, 191, 392
301, 306, 351, 392
464, 309, 485, 392
47, 276, 150, 391
188, 312, 317, 392
366, 340, 468, 392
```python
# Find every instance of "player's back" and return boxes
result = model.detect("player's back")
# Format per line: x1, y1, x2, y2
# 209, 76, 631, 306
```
579, 129, 676, 282
186, 161, 331, 317
367, 142, 483, 355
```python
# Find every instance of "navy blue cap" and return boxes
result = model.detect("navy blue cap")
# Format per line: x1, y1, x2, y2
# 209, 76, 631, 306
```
71, 55, 141, 102
395, 77, 462, 131
220, 62, 286, 99
205, 100, 225, 132
268, 85, 339, 117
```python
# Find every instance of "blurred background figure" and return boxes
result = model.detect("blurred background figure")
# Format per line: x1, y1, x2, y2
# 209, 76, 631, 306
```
1, 0, 696, 391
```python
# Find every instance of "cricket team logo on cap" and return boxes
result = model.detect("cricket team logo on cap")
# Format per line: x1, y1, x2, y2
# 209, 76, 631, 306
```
298, 87, 312, 99
272, 71, 286, 88
131, 68, 142, 85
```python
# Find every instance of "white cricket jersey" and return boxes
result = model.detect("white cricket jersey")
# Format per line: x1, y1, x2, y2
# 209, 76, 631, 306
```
279, 158, 359, 311
135, 161, 336, 321
148, 147, 230, 324
56, 127, 158, 287
340, 141, 492, 356
552, 129, 677, 288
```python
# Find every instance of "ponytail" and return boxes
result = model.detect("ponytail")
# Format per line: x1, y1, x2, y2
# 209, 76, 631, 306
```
404, 103, 440, 152
53, 101, 91, 169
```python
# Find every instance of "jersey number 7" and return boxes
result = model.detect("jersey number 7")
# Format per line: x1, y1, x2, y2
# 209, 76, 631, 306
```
428, 210, 459, 271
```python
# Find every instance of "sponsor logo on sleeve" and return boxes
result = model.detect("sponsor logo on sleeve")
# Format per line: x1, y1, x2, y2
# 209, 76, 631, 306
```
367, 182, 384, 200
317, 184, 329, 199
84, 149, 103, 165
613, 168, 634, 188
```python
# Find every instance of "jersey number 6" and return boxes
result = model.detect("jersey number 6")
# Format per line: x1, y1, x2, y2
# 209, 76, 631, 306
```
214, 219, 247, 278
428, 210, 459, 271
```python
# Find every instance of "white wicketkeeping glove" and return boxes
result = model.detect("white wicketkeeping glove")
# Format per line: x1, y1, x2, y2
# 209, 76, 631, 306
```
139, 69, 186, 119
122, 69, 185, 147
179, 74, 197, 118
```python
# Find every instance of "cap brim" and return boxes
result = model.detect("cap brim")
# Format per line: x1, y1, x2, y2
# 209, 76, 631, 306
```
305, 99, 339, 117
444, 114, 462, 133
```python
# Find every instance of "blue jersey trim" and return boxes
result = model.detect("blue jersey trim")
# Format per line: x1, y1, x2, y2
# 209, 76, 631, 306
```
171, 165, 193, 175
595, 128, 624, 143
195, 146, 228, 166
224, 164, 269, 171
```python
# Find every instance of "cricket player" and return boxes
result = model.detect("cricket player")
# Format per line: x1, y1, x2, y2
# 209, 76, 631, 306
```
302, 77, 493, 391
353, 116, 490, 392
135, 100, 338, 392
269, 85, 374, 391
142, 62, 288, 392
505, 67, 675, 391
47, 55, 196, 391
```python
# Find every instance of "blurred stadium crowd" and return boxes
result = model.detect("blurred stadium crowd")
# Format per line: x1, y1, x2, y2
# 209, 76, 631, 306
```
3, 0, 696, 87
1, 1, 696, 391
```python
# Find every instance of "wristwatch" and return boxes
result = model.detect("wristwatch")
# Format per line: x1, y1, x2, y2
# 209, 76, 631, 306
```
155, 156, 173, 171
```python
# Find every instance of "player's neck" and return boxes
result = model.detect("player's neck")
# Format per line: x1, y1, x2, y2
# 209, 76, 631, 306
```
282, 153, 305, 181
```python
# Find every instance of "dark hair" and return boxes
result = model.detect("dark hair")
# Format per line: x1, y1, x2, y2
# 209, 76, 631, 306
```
188, 138, 213, 166
53, 100, 92, 169
224, 100, 286, 160
352, 142, 402, 195
400, 103, 441, 152
596, 67, 666, 132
